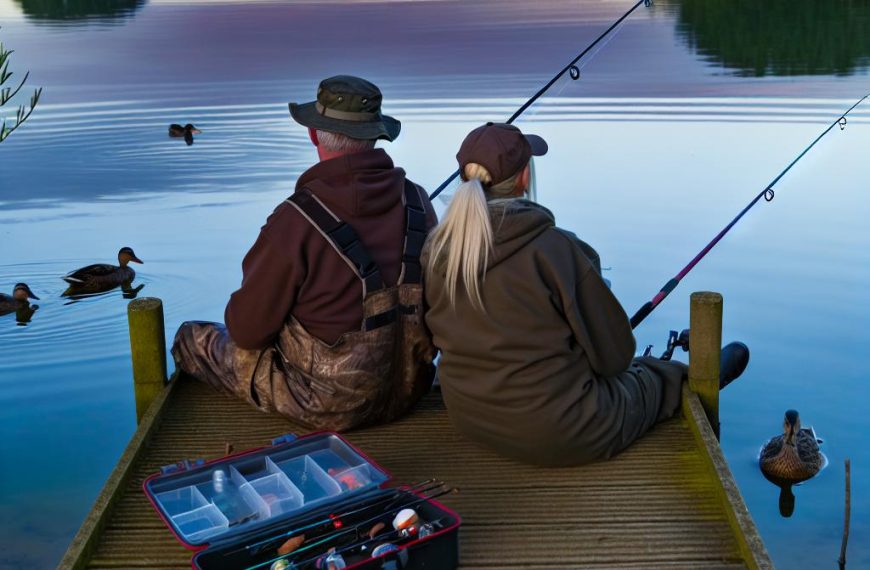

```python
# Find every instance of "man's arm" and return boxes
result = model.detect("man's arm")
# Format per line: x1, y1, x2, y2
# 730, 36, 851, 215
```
411, 180, 439, 228
225, 209, 305, 350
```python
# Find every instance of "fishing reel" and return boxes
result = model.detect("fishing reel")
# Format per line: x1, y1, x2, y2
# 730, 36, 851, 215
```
643, 329, 689, 361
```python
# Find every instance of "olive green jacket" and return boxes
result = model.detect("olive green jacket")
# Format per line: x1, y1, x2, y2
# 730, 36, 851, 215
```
424, 199, 647, 465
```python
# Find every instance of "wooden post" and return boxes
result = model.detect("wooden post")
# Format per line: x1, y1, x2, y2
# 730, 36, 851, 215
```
689, 291, 722, 437
128, 297, 168, 423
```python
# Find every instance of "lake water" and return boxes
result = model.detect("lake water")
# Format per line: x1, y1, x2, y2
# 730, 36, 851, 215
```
1, 0, 869, 568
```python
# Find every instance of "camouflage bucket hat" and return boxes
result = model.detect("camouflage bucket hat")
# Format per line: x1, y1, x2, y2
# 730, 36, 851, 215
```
289, 75, 401, 142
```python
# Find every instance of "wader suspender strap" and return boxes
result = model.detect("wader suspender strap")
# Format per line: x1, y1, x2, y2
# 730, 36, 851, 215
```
287, 188, 385, 298
399, 180, 427, 285
286, 180, 428, 331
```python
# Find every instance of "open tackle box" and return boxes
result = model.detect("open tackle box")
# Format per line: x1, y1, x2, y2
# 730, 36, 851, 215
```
144, 432, 460, 569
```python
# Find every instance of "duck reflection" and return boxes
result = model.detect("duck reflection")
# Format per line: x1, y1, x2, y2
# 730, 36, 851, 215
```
15, 303, 39, 326
761, 474, 797, 518
63, 280, 145, 302
14, 0, 146, 24
665, 0, 870, 76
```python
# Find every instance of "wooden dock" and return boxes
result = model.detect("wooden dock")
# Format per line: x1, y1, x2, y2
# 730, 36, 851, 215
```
59, 294, 773, 569
59, 380, 772, 569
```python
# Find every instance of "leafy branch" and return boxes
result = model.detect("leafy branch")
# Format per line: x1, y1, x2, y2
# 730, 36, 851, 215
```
0, 29, 42, 143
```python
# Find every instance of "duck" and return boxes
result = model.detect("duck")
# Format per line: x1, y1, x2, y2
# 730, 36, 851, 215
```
0, 283, 39, 316
759, 409, 822, 484
62, 247, 143, 295
169, 123, 201, 146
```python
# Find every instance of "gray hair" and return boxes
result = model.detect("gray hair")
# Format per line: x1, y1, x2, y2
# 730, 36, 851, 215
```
315, 129, 376, 153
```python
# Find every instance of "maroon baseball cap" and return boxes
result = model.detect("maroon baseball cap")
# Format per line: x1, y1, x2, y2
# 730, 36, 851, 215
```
456, 122, 548, 186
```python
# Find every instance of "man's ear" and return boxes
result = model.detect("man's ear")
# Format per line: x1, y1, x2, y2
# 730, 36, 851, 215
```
308, 127, 319, 147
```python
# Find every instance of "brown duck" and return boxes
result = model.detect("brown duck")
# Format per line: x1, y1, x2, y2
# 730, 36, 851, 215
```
169, 123, 201, 146
759, 409, 822, 483
0, 283, 39, 315
62, 247, 143, 295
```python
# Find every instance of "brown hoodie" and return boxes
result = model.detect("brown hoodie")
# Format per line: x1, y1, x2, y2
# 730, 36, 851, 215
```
425, 200, 683, 466
225, 148, 437, 348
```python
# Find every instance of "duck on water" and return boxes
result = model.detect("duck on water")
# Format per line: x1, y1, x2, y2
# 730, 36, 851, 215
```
62, 247, 143, 296
0, 283, 39, 315
760, 409, 823, 483
168, 123, 201, 146
759, 409, 824, 518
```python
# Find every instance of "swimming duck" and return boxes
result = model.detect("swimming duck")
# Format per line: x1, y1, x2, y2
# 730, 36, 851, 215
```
169, 123, 201, 146
0, 283, 39, 315
62, 247, 143, 295
759, 409, 822, 484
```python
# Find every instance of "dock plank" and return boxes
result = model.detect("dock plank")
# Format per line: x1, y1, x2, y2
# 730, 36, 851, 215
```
63, 377, 771, 569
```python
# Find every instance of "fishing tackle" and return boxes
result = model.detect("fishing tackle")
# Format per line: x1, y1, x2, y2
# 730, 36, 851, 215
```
391, 509, 418, 532
417, 523, 435, 539
315, 549, 346, 569
278, 535, 306, 556
629, 94, 870, 329
429, 0, 651, 200
246, 487, 457, 570
371, 543, 400, 557
290, 519, 446, 570
237, 479, 441, 556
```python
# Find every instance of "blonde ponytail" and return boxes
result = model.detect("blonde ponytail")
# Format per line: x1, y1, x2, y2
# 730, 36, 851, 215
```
425, 163, 495, 310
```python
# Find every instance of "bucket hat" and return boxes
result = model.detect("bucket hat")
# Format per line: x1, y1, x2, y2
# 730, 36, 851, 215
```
289, 75, 400, 142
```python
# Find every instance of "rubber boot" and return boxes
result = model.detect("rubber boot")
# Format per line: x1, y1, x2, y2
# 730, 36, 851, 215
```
719, 341, 749, 389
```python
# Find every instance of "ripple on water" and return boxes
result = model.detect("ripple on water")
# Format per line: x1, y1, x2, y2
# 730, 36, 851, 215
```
0, 261, 205, 380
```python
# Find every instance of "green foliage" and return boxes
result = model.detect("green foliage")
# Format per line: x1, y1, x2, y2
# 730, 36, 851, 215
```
0, 29, 41, 143
664, 0, 870, 77
13, 0, 145, 22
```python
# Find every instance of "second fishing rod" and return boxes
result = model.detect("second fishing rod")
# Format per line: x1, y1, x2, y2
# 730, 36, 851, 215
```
629, 94, 869, 330
428, 0, 652, 201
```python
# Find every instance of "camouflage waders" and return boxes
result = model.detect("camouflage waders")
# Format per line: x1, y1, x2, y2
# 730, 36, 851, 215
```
172, 181, 436, 431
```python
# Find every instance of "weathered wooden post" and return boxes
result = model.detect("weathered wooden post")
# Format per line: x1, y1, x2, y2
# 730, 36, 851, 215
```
128, 297, 168, 423
689, 291, 722, 437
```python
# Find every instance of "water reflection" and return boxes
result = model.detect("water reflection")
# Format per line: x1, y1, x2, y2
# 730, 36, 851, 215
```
664, 0, 870, 76
63, 280, 145, 301
14, 0, 146, 24
14, 303, 39, 325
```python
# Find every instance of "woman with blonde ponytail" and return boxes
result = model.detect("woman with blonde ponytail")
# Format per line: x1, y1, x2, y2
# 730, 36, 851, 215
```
424, 123, 748, 467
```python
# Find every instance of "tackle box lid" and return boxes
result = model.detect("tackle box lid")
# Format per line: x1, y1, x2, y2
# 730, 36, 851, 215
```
143, 431, 390, 550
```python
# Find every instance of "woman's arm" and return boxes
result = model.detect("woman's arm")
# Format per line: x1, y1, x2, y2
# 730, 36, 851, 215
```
549, 229, 636, 376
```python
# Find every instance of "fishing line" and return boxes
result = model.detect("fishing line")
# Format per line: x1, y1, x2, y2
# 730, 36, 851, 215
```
629, 94, 870, 329
429, 0, 651, 201
434, 14, 633, 206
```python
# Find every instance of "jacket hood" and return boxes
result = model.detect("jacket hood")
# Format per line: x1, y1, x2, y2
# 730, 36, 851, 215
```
487, 199, 555, 270
296, 148, 406, 218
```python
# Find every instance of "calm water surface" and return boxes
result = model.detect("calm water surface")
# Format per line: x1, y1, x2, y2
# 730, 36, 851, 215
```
1, 1, 869, 568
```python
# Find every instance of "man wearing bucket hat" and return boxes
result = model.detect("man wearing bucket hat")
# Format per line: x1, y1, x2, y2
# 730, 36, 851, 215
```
173, 76, 439, 430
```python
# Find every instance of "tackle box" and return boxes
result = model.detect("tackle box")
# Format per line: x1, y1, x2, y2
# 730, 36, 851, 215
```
144, 432, 460, 569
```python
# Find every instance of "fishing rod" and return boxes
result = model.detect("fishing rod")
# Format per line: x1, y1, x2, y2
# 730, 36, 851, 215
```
233, 479, 441, 556
428, 0, 652, 201
246, 486, 457, 570
629, 94, 870, 329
